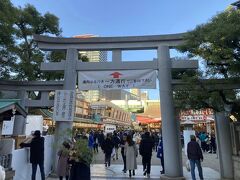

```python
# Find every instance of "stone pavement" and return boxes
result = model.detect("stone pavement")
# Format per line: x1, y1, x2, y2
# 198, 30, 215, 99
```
92, 148, 220, 172
47, 164, 220, 180
47, 150, 220, 180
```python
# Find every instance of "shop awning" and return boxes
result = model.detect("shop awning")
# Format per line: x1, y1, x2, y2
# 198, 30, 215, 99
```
136, 115, 161, 124
0, 99, 27, 117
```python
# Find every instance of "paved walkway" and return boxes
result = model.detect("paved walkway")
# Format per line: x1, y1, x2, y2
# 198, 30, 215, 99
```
92, 148, 220, 172
48, 164, 220, 180
47, 149, 220, 179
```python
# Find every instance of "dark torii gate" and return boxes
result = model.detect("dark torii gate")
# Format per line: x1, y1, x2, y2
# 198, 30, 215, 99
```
33, 33, 199, 179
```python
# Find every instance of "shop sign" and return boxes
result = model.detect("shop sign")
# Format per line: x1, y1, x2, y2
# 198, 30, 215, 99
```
53, 90, 76, 121
78, 69, 156, 90
91, 105, 107, 109
180, 109, 213, 116
180, 115, 213, 121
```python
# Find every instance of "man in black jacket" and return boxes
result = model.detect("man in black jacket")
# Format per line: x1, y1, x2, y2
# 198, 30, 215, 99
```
20, 130, 45, 180
187, 135, 204, 180
102, 133, 114, 167
139, 131, 154, 178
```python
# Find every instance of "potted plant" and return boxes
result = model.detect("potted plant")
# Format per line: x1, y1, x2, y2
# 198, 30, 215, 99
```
69, 139, 93, 180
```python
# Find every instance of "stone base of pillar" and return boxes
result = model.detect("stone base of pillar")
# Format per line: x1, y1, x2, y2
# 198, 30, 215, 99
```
160, 175, 186, 180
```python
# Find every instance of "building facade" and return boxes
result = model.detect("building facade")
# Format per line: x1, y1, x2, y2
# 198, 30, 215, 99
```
90, 101, 131, 128
74, 34, 108, 102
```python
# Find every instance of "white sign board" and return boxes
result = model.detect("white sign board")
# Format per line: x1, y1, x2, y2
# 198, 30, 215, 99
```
78, 69, 156, 90
53, 90, 76, 121
25, 115, 43, 135
2, 120, 14, 135
104, 124, 116, 134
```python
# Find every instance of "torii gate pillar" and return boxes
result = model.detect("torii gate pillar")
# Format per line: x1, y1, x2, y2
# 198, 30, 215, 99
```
158, 46, 184, 179
55, 48, 78, 147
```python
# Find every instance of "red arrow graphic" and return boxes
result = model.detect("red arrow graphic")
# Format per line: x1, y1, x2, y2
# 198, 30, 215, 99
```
110, 72, 122, 78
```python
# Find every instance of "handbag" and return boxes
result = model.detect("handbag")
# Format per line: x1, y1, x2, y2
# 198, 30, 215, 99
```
111, 148, 116, 158
186, 160, 191, 172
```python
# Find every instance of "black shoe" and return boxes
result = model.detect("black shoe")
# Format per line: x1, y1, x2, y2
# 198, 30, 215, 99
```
161, 170, 165, 174
129, 170, 132, 177
105, 163, 107, 167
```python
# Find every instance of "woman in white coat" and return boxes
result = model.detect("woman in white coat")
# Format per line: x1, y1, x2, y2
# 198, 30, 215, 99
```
125, 134, 138, 177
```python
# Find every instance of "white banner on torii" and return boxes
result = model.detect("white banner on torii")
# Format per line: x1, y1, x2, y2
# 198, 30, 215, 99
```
78, 69, 157, 90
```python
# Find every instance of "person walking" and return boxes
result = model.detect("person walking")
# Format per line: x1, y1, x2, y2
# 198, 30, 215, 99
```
57, 141, 70, 180
187, 135, 204, 180
199, 132, 207, 152
125, 135, 138, 178
102, 133, 114, 167
112, 132, 120, 160
139, 131, 154, 178
98, 130, 105, 150
120, 133, 127, 173
20, 130, 45, 180
88, 131, 95, 151
152, 132, 160, 152
157, 136, 165, 174
93, 131, 99, 153
209, 133, 216, 153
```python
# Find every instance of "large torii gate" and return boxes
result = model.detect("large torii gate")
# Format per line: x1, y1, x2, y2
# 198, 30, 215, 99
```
34, 33, 198, 179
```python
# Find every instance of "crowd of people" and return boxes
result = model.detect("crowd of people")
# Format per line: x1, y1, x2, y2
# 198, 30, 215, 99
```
18, 129, 216, 180
56, 129, 164, 179
196, 132, 216, 153
86, 130, 164, 178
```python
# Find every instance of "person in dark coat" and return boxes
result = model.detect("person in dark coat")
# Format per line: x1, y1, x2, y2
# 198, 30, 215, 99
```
98, 130, 105, 150
120, 133, 127, 173
20, 130, 45, 180
69, 161, 90, 180
102, 133, 114, 167
93, 131, 99, 153
152, 132, 160, 152
208, 133, 216, 153
139, 131, 154, 178
187, 135, 204, 180
112, 132, 120, 160
157, 136, 164, 174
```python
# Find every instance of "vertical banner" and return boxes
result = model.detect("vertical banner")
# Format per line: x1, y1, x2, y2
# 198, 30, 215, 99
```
53, 90, 76, 121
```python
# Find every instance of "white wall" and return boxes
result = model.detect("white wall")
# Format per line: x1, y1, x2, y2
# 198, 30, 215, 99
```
12, 135, 54, 180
